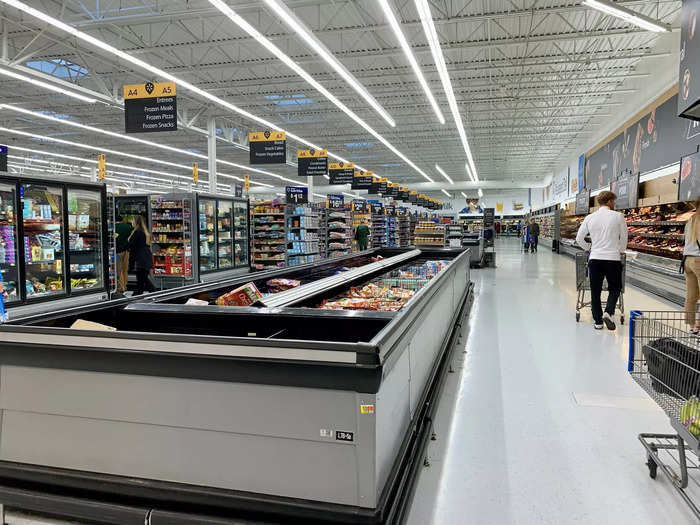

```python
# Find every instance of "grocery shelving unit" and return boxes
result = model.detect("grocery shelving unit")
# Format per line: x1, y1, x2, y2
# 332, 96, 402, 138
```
398, 213, 410, 247
251, 200, 287, 271
445, 224, 463, 248
325, 207, 353, 258
352, 204, 370, 252
151, 194, 195, 288
371, 209, 386, 248
414, 221, 445, 247
386, 212, 399, 248
530, 206, 560, 250
287, 203, 321, 267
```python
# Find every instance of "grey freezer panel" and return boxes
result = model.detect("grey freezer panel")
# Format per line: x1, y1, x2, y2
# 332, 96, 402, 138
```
8, 291, 110, 323
198, 267, 250, 283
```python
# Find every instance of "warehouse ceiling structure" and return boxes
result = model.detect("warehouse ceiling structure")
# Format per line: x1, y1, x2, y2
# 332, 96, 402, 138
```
0, 0, 683, 199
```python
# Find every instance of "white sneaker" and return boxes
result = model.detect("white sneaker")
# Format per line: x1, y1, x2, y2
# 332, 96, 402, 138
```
594, 324, 604, 330
603, 312, 616, 331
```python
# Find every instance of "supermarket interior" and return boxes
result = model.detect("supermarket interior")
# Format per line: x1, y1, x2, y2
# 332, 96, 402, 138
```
0, 0, 699, 523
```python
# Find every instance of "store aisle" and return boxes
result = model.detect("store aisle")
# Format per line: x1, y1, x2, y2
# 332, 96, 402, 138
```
407, 238, 697, 525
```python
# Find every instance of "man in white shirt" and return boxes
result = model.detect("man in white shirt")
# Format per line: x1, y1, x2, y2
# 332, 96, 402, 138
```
575, 191, 628, 331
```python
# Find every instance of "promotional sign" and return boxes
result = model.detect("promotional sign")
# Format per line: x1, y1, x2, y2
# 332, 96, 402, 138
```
385, 205, 395, 216
0, 145, 8, 173
124, 81, 177, 133
234, 183, 243, 198
680, 150, 700, 201
249, 131, 286, 164
353, 199, 368, 213
297, 149, 328, 177
575, 189, 590, 216
97, 153, 106, 180
586, 93, 699, 190
496, 203, 504, 212
370, 202, 383, 214
329, 162, 354, 185
377, 177, 388, 194
326, 194, 344, 209
552, 169, 569, 202
285, 186, 308, 204
483, 208, 495, 228
611, 173, 640, 210
351, 170, 372, 190
680, 0, 700, 120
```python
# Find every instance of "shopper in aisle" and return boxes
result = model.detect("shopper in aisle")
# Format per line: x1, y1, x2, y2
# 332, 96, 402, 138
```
355, 219, 371, 251
575, 191, 627, 331
682, 196, 700, 334
126, 215, 156, 295
529, 219, 540, 253
115, 214, 133, 293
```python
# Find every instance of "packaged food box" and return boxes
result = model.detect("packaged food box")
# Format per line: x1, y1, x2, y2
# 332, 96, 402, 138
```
216, 282, 263, 307
70, 319, 117, 331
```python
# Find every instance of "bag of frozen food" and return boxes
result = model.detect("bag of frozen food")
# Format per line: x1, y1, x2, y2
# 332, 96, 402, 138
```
266, 278, 301, 292
216, 282, 264, 306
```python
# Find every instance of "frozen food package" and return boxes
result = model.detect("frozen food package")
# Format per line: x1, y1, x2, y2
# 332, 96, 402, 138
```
70, 319, 117, 331
185, 298, 209, 305
266, 278, 301, 292
216, 282, 264, 306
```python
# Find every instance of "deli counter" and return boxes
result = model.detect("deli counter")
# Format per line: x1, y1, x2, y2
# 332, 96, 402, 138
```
0, 247, 473, 525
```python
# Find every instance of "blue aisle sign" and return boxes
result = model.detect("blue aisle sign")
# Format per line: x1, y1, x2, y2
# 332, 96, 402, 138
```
286, 186, 308, 204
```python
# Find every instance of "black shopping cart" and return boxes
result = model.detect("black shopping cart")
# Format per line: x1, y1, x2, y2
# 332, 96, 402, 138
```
574, 251, 625, 323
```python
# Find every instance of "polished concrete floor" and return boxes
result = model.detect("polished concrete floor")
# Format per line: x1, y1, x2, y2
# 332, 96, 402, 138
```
4, 239, 696, 524
406, 239, 697, 525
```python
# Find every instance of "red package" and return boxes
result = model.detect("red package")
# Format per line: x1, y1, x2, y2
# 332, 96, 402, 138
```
216, 282, 263, 306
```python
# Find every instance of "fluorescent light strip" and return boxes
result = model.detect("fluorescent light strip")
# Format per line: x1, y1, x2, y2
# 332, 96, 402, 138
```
461, 191, 467, 198
0, 0, 423, 182
0, 67, 97, 103
435, 164, 453, 184
441, 189, 451, 198
378, 0, 445, 125
582, 0, 670, 32
465, 162, 476, 182
415, 0, 479, 182
478, 188, 484, 197
261, 0, 395, 127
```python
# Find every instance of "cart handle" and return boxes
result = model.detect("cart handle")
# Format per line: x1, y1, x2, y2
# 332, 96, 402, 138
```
628, 310, 643, 372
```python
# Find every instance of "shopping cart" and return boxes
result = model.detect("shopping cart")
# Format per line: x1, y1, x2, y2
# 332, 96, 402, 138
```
574, 251, 625, 323
628, 311, 700, 520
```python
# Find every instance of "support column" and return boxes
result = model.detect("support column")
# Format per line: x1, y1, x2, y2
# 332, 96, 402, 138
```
208, 116, 217, 193
307, 175, 314, 203
89, 166, 97, 183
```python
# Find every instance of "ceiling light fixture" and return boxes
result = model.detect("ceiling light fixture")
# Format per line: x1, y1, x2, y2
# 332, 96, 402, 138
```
261, 0, 395, 127
460, 191, 467, 198
478, 188, 484, 197
0, 67, 97, 103
441, 189, 451, 198
465, 162, 476, 182
435, 164, 453, 184
582, 0, 670, 32
378, 0, 445, 125
415, 0, 479, 181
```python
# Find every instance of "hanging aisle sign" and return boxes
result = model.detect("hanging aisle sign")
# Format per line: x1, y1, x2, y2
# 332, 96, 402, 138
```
0, 145, 7, 173
124, 81, 177, 133
192, 162, 199, 183
97, 153, 106, 180
351, 170, 372, 190
409, 190, 418, 203
326, 194, 344, 209
398, 187, 409, 202
249, 131, 286, 164
298, 149, 328, 177
286, 186, 308, 204
377, 177, 388, 195
387, 182, 399, 198
329, 162, 355, 185
234, 183, 243, 198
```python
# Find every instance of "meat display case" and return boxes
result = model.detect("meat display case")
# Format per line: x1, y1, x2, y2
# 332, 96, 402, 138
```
0, 247, 473, 525
0, 174, 109, 319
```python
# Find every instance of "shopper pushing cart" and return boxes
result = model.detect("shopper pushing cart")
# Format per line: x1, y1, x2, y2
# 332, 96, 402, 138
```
575, 190, 628, 331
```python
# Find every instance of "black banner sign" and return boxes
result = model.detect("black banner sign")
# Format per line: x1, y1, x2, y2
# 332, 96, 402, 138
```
298, 150, 328, 177
329, 162, 354, 185
286, 186, 308, 205
377, 178, 388, 194
351, 171, 372, 190
409, 192, 418, 203
124, 82, 177, 134
575, 189, 590, 216
249, 131, 286, 164
234, 183, 243, 198
398, 188, 409, 202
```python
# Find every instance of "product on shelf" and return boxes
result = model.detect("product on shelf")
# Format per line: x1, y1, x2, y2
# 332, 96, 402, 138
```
151, 197, 193, 278
252, 199, 287, 271
215, 282, 263, 306
266, 278, 301, 293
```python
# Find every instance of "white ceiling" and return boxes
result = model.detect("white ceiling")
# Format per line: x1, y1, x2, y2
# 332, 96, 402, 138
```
0, 0, 683, 198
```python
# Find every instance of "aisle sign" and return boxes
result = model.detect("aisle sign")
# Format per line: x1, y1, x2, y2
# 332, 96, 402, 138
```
352, 170, 372, 190
0, 145, 7, 173
399, 187, 409, 202
377, 177, 388, 194
329, 162, 354, 185
97, 153, 106, 180
286, 186, 308, 204
249, 131, 286, 164
234, 183, 243, 198
326, 194, 344, 209
244, 174, 250, 191
387, 182, 399, 197
192, 162, 199, 184
575, 189, 590, 216
409, 190, 418, 204
124, 81, 177, 133
298, 149, 328, 177
353, 199, 368, 213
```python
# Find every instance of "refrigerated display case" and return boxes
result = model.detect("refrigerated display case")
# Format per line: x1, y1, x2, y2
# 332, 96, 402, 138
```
151, 194, 195, 289
0, 175, 109, 317
114, 195, 150, 226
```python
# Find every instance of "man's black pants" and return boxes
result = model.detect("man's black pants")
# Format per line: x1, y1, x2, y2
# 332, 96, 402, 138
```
588, 259, 622, 324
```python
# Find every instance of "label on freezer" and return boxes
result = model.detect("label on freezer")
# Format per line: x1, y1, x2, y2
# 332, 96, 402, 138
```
360, 404, 375, 414
335, 431, 354, 442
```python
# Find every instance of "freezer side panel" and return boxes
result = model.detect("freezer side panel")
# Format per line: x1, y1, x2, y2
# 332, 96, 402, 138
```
0, 366, 362, 506
374, 346, 410, 503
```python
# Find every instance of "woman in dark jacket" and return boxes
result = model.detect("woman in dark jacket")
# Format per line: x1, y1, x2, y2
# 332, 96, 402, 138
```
126, 215, 156, 295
